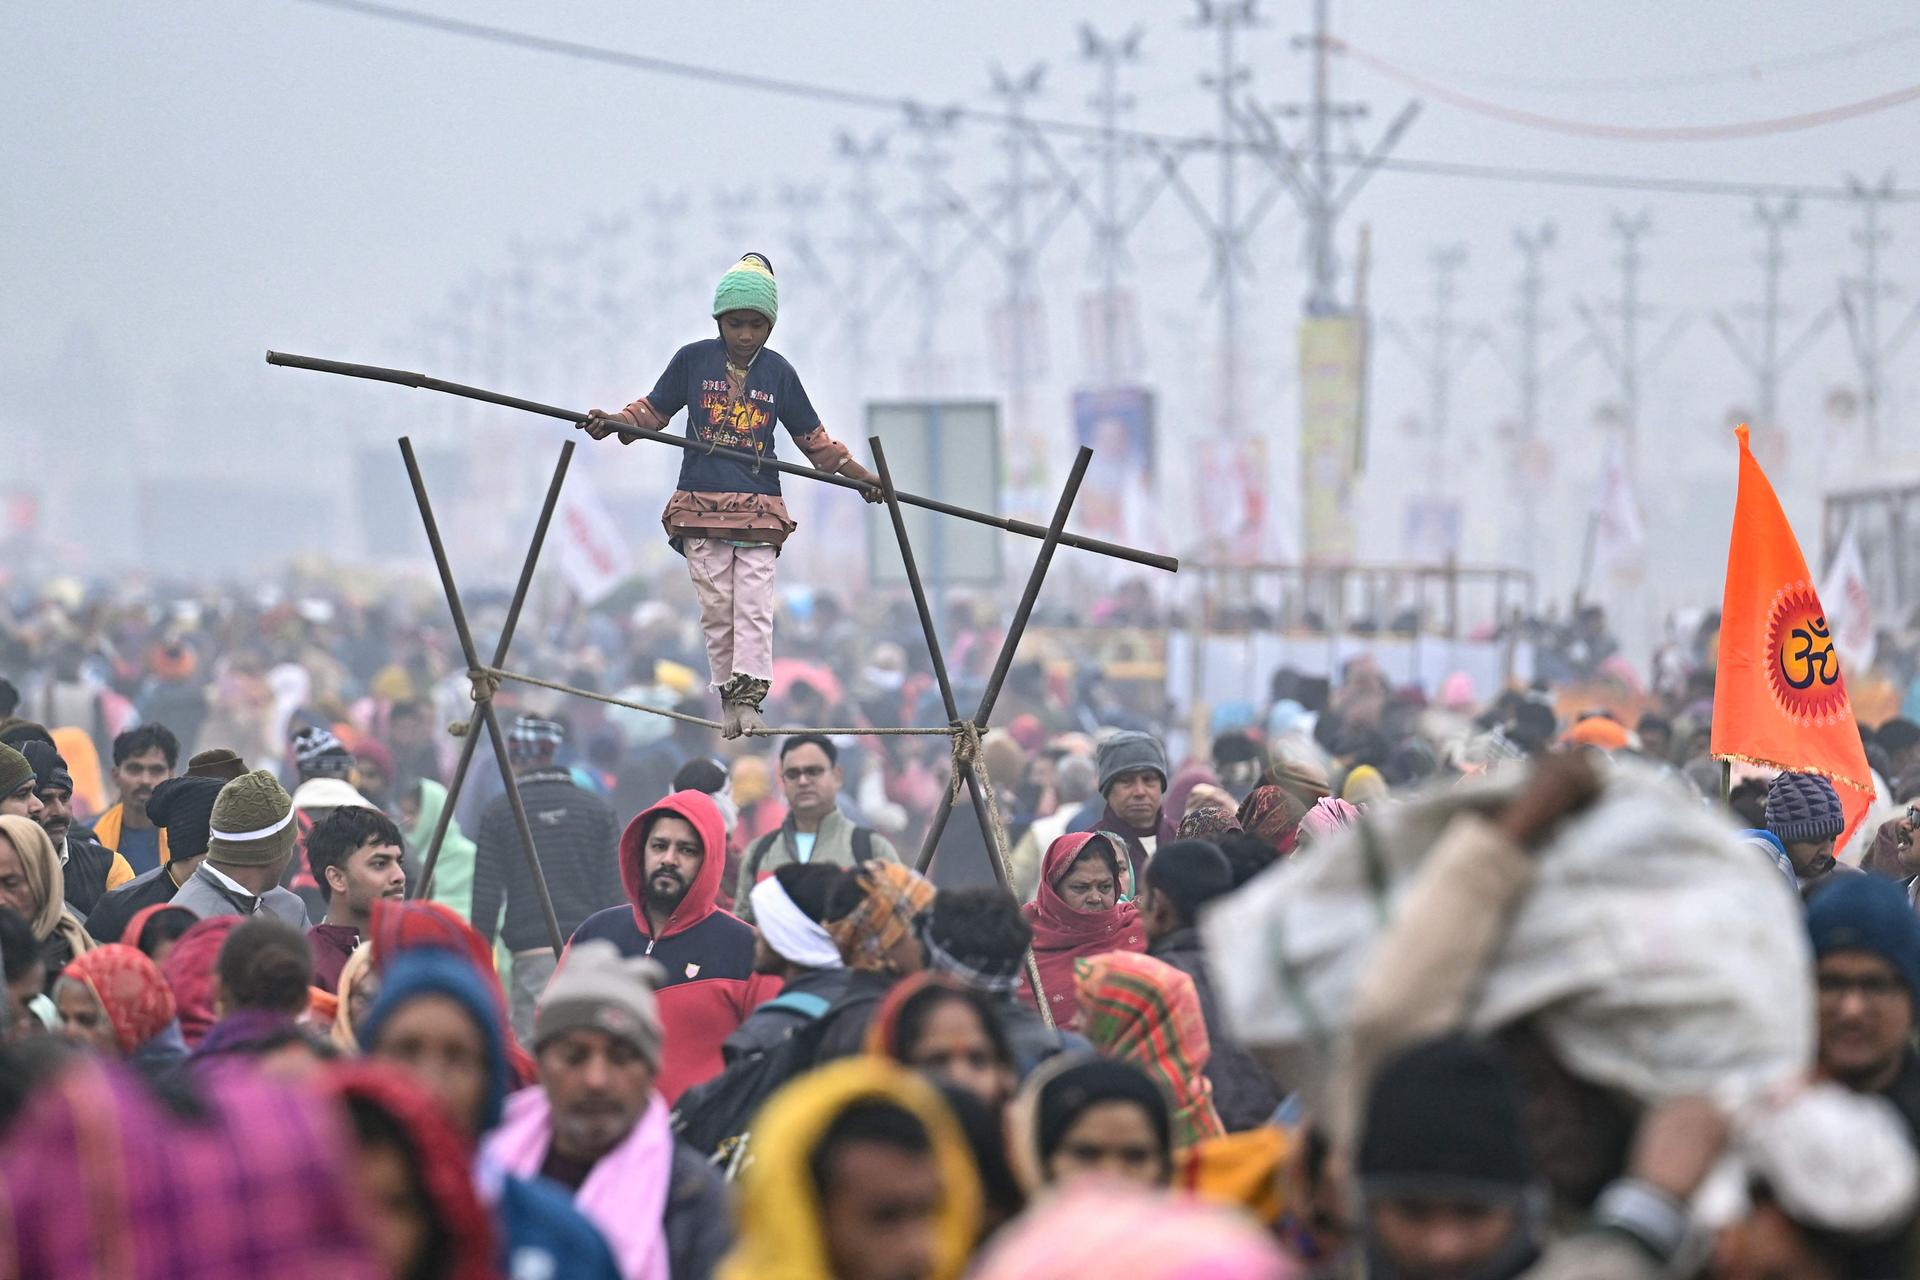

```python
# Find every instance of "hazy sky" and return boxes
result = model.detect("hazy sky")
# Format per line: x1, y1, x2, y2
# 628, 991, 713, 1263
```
7, 2, 1917, 629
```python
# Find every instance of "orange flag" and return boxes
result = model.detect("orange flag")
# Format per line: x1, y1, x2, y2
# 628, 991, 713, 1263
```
1710, 424, 1873, 844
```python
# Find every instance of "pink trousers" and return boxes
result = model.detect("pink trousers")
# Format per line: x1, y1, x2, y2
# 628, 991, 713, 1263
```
684, 538, 776, 689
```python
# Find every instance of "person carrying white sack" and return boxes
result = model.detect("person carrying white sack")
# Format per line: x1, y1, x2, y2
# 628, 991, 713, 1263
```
1204, 750, 1871, 1272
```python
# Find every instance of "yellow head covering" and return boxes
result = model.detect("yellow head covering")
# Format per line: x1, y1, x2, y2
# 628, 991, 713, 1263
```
1340, 764, 1388, 806
0, 814, 94, 959
719, 1058, 981, 1280
730, 755, 772, 810
331, 941, 375, 1051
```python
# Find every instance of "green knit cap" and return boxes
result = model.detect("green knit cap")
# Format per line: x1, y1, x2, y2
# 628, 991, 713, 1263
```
711, 253, 778, 326
0, 744, 30, 801
206, 769, 297, 867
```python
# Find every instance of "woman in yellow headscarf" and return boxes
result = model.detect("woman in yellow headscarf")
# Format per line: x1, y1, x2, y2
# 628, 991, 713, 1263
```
0, 814, 95, 979
720, 1057, 982, 1280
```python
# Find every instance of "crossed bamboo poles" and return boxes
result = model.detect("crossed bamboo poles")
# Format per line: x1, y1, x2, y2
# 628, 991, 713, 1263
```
270, 352, 1176, 1027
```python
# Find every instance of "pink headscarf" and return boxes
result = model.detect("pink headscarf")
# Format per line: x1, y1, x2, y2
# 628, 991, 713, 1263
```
1299, 797, 1359, 845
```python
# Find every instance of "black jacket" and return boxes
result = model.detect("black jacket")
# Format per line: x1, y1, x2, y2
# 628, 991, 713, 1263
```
470, 769, 624, 953
810, 970, 898, 1063
62, 835, 121, 917
1881, 1048, 1920, 1150
665, 1142, 731, 1280
720, 967, 853, 1066
997, 996, 1090, 1078
1150, 926, 1284, 1131
79, 864, 181, 946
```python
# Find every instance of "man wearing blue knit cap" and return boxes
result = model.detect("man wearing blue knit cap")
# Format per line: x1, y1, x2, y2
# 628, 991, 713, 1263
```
1806, 874, 1920, 1143
583, 253, 883, 739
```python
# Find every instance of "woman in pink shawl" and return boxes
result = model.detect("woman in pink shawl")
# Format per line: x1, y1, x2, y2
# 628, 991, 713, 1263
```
1020, 832, 1145, 1031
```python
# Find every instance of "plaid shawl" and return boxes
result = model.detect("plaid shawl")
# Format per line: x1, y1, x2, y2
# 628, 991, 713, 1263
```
1074, 951, 1225, 1154
1237, 785, 1308, 855
0, 1058, 382, 1280
827, 861, 936, 974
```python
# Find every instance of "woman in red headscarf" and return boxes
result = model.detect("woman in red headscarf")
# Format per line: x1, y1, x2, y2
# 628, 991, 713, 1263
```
1020, 832, 1145, 1031
160, 915, 240, 1048
55, 943, 188, 1070
330, 1061, 500, 1280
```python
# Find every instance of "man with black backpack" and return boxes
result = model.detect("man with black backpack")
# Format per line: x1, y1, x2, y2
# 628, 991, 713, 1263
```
733, 735, 898, 924
721, 863, 851, 1065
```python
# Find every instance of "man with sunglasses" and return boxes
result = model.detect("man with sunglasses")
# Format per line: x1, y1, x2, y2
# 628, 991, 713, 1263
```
1806, 874, 1920, 1144
734, 734, 897, 924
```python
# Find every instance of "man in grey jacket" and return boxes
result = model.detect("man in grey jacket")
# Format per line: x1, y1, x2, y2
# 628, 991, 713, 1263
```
735, 735, 897, 922
169, 770, 310, 927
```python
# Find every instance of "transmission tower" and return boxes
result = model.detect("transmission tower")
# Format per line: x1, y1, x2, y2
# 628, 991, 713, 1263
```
1080, 24, 1145, 387
901, 104, 963, 394
832, 131, 898, 392
1385, 246, 1486, 503
1576, 211, 1687, 485
1263, 0, 1419, 316
637, 193, 691, 357
1500, 223, 1559, 577
1189, 0, 1263, 438
1711, 198, 1834, 441
1840, 173, 1920, 453
989, 62, 1054, 503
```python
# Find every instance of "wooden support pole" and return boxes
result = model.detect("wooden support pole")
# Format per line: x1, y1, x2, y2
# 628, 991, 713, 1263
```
414, 441, 574, 900
400, 438, 567, 957
916, 447, 1094, 872
869, 436, 1003, 881
267, 351, 1178, 573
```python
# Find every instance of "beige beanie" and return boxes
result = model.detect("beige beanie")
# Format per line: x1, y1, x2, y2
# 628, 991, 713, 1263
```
534, 939, 666, 1068
206, 770, 298, 867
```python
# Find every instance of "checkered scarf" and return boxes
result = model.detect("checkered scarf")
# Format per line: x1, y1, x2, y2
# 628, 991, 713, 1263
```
509, 716, 565, 753
1075, 951, 1225, 1154
828, 861, 936, 974
923, 928, 1022, 996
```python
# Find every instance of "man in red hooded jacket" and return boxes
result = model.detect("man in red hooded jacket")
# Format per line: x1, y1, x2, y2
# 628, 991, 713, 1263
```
568, 789, 780, 1101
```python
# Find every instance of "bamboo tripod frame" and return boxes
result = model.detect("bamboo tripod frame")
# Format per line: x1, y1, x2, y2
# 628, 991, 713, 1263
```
273, 355, 1176, 1009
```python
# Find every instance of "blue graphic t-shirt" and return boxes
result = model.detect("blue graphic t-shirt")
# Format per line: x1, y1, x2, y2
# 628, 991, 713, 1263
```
642, 339, 822, 497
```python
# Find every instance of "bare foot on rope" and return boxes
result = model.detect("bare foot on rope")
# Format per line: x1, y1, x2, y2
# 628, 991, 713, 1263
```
718, 673, 770, 741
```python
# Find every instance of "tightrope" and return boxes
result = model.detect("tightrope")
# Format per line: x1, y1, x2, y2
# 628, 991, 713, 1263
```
462, 666, 957, 738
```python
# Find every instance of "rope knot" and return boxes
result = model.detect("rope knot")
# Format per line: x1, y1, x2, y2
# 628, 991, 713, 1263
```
467, 667, 502, 704
948, 720, 983, 771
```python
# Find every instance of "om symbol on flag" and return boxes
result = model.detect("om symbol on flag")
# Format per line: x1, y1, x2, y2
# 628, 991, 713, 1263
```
1765, 582, 1849, 726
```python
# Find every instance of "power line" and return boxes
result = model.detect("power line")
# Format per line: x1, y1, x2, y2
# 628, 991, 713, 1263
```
287, 0, 1920, 205
1343, 24, 1920, 97
1334, 37, 1920, 142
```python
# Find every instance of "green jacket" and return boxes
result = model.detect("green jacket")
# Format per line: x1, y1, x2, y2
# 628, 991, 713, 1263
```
734, 807, 899, 923
404, 779, 479, 919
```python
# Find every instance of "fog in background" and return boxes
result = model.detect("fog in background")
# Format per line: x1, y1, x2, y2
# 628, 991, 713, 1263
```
7, 1, 1919, 656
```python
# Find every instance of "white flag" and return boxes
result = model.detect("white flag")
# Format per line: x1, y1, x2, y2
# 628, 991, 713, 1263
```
554, 468, 633, 605
1820, 522, 1877, 675
1593, 436, 1646, 576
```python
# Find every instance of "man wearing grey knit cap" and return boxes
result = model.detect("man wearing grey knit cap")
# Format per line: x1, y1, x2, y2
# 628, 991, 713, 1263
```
1069, 729, 1175, 882
169, 770, 310, 926
1766, 771, 1854, 894
481, 939, 731, 1280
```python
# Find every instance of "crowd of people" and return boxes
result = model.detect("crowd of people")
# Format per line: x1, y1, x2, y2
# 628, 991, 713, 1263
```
4, 573, 1920, 1280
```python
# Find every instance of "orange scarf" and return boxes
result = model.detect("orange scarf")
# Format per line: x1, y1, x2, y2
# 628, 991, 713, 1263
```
94, 803, 171, 865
